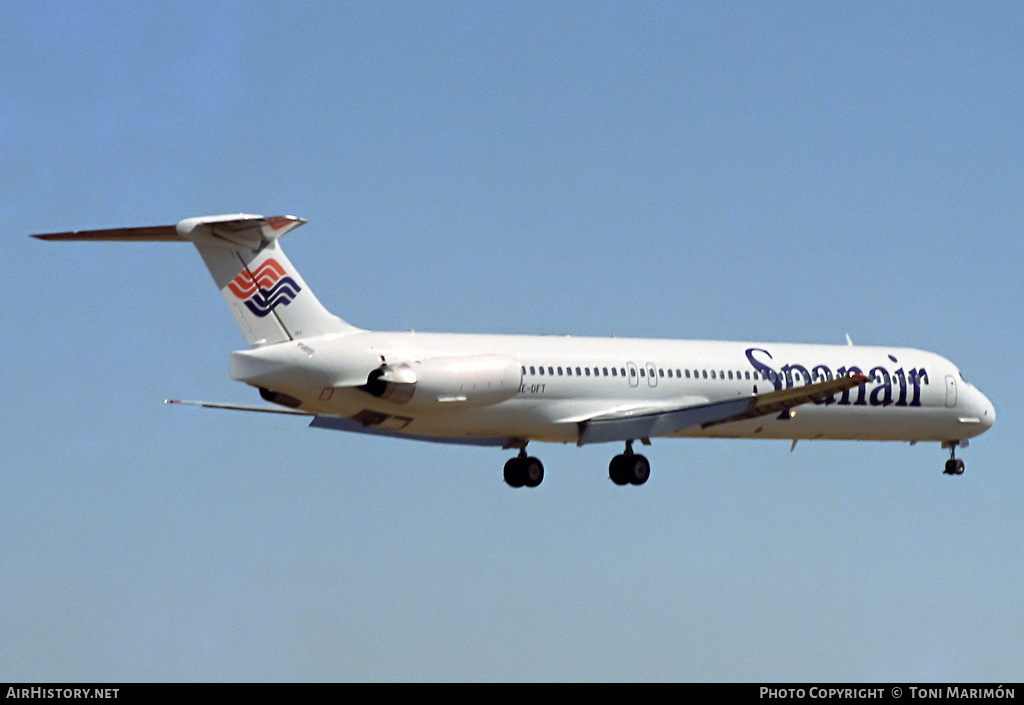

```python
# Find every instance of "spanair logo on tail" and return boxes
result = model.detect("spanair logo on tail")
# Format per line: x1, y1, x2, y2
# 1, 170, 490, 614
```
227, 259, 301, 317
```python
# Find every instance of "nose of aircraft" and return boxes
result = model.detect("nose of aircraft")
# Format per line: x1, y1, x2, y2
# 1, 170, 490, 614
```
978, 391, 995, 430
975, 387, 996, 432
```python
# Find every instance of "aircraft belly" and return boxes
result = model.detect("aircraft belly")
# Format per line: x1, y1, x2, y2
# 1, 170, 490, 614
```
309, 394, 579, 444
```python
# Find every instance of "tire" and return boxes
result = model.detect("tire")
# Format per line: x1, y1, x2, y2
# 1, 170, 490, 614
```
523, 457, 544, 487
628, 454, 650, 485
609, 455, 630, 485
504, 458, 525, 488
944, 458, 965, 476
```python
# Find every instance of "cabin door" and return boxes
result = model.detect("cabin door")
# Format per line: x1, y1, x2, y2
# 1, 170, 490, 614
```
945, 375, 957, 408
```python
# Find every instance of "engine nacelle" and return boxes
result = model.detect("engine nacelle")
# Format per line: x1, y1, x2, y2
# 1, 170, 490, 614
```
363, 354, 523, 408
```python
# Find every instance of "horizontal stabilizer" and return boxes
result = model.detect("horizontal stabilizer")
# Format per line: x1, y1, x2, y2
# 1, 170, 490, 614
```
32, 225, 181, 241
165, 400, 519, 447
165, 399, 311, 415
31, 214, 306, 247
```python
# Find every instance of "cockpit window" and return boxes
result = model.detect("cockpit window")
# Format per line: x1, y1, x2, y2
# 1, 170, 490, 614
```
960, 371, 969, 384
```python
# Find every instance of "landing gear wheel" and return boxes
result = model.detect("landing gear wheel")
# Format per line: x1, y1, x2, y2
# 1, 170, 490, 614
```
504, 457, 525, 488
943, 442, 966, 476
609, 455, 631, 485
609, 450, 650, 486
523, 457, 544, 487
627, 454, 650, 485
504, 454, 544, 488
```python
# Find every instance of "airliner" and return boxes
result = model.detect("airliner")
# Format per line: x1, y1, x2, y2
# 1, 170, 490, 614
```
34, 214, 995, 487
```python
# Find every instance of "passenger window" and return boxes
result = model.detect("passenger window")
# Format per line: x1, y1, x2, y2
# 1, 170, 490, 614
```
585, 367, 591, 376
529, 366, 536, 375
603, 367, 609, 376
548, 367, 554, 376
557, 367, 563, 376
576, 367, 582, 376
539, 367, 545, 376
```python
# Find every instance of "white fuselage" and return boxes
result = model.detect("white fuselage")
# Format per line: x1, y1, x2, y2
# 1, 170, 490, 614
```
229, 331, 995, 447
33, 213, 997, 483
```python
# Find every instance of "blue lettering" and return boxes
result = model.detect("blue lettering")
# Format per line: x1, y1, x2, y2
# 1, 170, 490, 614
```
781, 363, 811, 389
869, 366, 894, 406
908, 368, 927, 407
894, 366, 909, 406
811, 365, 835, 404
744, 348, 929, 408
745, 348, 781, 391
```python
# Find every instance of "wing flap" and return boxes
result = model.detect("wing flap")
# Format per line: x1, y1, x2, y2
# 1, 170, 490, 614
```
577, 397, 750, 445
577, 374, 869, 445
703, 374, 869, 427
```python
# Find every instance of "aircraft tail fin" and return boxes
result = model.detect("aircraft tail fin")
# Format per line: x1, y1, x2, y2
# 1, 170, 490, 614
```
33, 213, 360, 346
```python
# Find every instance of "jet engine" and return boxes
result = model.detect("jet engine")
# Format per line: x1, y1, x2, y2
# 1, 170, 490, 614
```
362, 354, 522, 408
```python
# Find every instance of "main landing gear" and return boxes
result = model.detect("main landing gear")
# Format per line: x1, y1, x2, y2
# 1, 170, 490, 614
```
504, 450, 544, 488
609, 440, 650, 486
943, 441, 966, 476
502, 441, 651, 488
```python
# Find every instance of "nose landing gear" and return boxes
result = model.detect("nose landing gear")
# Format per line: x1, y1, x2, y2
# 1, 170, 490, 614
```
943, 441, 966, 475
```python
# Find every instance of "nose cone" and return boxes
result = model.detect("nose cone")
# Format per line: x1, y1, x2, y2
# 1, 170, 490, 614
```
950, 380, 995, 439
979, 390, 996, 432
966, 384, 996, 436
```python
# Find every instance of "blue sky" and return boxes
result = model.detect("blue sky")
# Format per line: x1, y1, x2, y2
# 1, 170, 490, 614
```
3, 1, 1022, 681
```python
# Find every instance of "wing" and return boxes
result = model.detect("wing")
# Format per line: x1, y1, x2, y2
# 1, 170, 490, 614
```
166, 399, 520, 448
165, 399, 312, 414
576, 374, 869, 445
